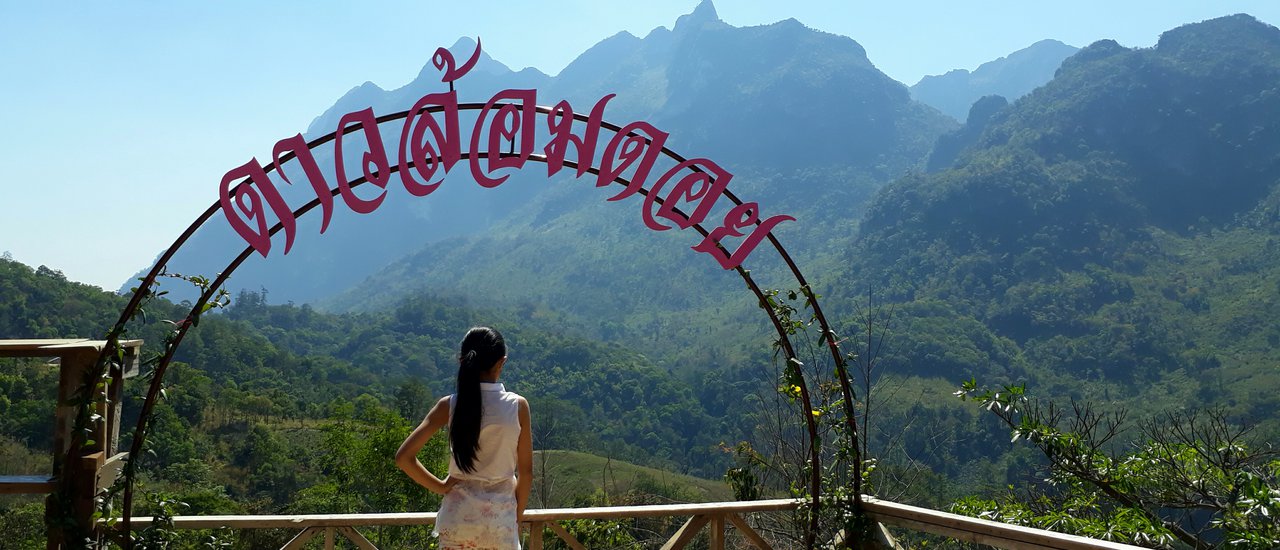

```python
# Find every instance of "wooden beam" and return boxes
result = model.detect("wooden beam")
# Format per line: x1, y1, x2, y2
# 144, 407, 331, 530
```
709, 514, 724, 550
113, 496, 1148, 550
523, 498, 803, 520
0, 339, 143, 357
281, 527, 321, 550
324, 527, 335, 550
874, 522, 903, 550
121, 499, 805, 529
0, 475, 56, 494
660, 515, 710, 550
337, 526, 379, 550
862, 497, 1146, 550
725, 513, 771, 549
546, 522, 586, 550
526, 521, 544, 550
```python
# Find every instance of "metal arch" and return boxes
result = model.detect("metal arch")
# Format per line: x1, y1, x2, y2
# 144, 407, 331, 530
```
88, 103, 854, 547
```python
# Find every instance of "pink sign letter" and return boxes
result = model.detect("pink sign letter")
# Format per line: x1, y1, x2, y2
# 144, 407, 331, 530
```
544, 95, 613, 178
596, 121, 669, 201
692, 202, 795, 270
272, 134, 334, 234
218, 158, 296, 257
334, 108, 392, 214
469, 89, 538, 188
642, 158, 732, 231
399, 91, 461, 197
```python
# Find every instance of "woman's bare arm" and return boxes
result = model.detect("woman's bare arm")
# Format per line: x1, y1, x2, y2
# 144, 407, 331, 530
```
515, 397, 534, 521
395, 396, 455, 495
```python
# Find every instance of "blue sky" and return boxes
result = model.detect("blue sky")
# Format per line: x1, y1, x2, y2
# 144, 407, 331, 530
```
3, 0, 1279, 290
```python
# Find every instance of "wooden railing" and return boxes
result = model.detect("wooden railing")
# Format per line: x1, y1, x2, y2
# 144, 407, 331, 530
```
119, 496, 1149, 550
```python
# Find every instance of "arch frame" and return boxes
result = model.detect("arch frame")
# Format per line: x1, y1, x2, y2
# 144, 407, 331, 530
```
67, 57, 862, 548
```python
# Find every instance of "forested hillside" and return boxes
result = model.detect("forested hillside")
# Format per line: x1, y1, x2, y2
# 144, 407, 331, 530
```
0, 257, 771, 546
839, 14, 1280, 440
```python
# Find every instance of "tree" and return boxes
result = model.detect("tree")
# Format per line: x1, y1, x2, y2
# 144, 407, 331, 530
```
393, 378, 431, 422
955, 380, 1280, 549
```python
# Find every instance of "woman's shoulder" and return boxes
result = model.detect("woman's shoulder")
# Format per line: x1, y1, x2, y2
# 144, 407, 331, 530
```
498, 390, 527, 407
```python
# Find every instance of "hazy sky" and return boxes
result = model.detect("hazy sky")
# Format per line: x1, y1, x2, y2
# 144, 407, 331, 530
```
3, 0, 1279, 290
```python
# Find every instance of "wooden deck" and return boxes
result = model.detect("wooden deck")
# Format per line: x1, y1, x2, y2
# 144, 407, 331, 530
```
119, 496, 1149, 550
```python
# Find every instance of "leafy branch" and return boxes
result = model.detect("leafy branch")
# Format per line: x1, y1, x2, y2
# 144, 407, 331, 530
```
956, 379, 1280, 549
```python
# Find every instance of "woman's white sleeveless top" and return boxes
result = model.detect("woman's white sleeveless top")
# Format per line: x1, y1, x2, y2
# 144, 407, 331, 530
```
447, 382, 522, 481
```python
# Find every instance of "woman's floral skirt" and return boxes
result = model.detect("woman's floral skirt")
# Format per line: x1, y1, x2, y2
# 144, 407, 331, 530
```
435, 477, 520, 549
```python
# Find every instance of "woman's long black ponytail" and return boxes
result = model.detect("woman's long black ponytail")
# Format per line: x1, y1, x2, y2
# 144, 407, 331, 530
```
451, 327, 506, 473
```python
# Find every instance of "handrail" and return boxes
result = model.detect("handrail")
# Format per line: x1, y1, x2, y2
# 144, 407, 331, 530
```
861, 497, 1148, 550
114, 497, 1150, 550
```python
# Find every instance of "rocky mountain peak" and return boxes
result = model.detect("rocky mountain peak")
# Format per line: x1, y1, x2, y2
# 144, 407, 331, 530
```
674, 0, 726, 34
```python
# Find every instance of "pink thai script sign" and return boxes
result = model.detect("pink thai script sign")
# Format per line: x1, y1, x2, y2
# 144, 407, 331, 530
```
218, 40, 793, 270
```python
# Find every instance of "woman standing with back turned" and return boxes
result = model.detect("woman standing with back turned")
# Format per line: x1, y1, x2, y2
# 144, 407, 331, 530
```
396, 327, 533, 549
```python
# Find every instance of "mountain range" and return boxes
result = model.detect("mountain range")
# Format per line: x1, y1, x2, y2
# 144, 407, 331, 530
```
11, 2, 1280, 530
910, 39, 1079, 121
116, 2, 1280, 426
842, 12, 1280, 433
127, 0, 1066, 311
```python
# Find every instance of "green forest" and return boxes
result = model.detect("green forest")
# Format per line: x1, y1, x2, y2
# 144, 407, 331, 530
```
0, 259, 769, 548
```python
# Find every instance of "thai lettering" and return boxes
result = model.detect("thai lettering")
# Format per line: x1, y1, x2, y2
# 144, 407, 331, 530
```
692, 202, 795, 270
218, 40, 794, 270
597, 121, 669, 202
642, 158, 732, 231
272, 134, 334, 233
218, 158, 296, 257
433, 39, 482, 85
544, 95, 613, 178
333, 107, 392, 214
399, 91, 461, 197
469, 89, 537, 188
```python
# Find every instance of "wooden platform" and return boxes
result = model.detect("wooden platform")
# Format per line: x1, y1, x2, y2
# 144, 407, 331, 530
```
0, 338, 143, 359
0, 475, 56, 494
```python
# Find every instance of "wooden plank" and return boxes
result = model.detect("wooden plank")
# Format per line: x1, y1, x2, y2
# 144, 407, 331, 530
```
338, 526, 379, 550
123, 499, 804, 529
874, 522, 903, 550
324, 527, 335, 550
129, 512, 440, 529
110, 495, 1151, 550
873, 514, 1057, 550
0, 475, 56, 494
42, 339, 143, 351
862, 497, 1146, 550
546, 522, 586, 550
0, 339, 143, 356
725, 513, 771, 550
527, 521, 544, 550
660, 515, 710, 550
523, 498, 804, 521
81, 452, 105, 472
709, 514, 724, 550
52, 347, 81, 461
280, 527, 321, 550
0, 339, 90, 356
